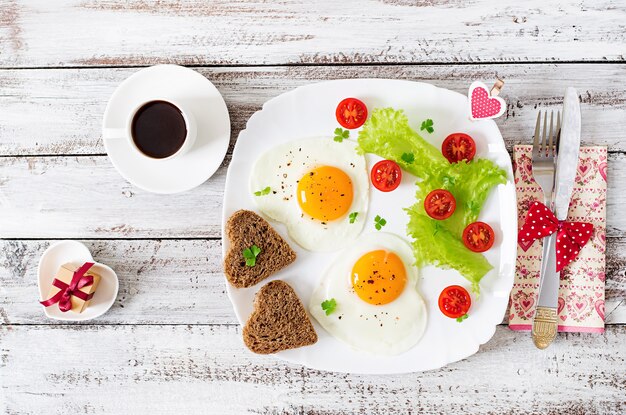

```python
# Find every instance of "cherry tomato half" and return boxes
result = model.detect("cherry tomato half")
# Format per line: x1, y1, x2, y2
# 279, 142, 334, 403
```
336, 98, 368, 129
371, 160, 402, 192
438, 285, 472, 319
442, 133, 476, 163
462, 221, 495, 253
424, 189, 456, 220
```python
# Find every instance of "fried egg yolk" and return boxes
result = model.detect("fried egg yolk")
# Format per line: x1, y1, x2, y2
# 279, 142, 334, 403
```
351, 250, 407, 305
297, 165, 354, 222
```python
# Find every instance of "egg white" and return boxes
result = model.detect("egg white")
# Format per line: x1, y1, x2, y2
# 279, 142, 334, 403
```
309, 232, 427, 356
250, 137, 368, 252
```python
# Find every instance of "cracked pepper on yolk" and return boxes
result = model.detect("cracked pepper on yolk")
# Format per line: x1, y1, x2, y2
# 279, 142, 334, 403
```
296, 165, 353, 222
351, 250, 407, 305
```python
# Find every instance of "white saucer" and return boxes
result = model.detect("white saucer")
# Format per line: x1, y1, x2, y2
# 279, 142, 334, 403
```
38, 241, 119, 321
103, 65, 230, 194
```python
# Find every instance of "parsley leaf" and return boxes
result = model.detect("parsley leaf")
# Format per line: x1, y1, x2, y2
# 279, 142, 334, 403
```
401, 152, 415, 164
456, 313, 469, 323
321, 298, 337, 316
374, 215, 387, 231
242, 245, 261, 267
349, 212, 358, 224
420, 119, 434, 134
333, 127, 350, 142
254, 186, 271, 196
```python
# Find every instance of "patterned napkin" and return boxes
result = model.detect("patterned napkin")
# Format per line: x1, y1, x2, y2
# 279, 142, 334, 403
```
508, 145, 608, 333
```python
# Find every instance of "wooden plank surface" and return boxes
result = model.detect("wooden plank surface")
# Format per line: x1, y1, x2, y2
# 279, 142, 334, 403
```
0, 239, 235, 325
0, 152, 621, 238
1, 324, 625, 414
1, 238, 624, 325
1, 0, 626, 68
2, 1, 625, 412
0, 156, 224, 238
1, 64, 626, 156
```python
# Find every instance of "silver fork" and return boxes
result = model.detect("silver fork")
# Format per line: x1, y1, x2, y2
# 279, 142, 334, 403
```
531, 110, 560, 207
530, 110, 560, 349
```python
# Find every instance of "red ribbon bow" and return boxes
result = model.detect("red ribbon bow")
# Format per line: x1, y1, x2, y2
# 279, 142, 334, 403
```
40, 262, 95, 312
518, 201, 593, 272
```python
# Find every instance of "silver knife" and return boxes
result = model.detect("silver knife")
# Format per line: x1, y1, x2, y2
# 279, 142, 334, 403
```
532, 87, 582, 349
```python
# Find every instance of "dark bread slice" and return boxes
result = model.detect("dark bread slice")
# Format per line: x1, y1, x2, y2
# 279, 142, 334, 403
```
224, 210, 296, 288
243, 280, 317, 354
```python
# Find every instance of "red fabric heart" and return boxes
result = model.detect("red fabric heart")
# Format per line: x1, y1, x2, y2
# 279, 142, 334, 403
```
470, 86, 503, 119
518, 201, 593, 272
517, 238, 534, 252
521, 299, 533, 312
577, 162, 591, 179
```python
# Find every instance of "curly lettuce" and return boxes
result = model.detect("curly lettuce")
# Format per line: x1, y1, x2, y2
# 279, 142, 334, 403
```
406, 207, 492, 291
416, 158, 508, 237
357, 108, 448, 178
358, 108, 507, 290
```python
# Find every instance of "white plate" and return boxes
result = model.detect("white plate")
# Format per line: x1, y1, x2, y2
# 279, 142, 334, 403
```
222, 79, 516, 374
103, 64, 230, 194
38, 241, 119, 321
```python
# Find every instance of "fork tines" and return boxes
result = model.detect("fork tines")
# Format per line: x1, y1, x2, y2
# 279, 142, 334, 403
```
533, 110, 561, 158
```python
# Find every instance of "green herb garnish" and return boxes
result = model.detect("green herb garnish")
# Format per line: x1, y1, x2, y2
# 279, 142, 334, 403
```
243, 245, 261, 267
456, 313, 469, 323
254, 186, 271, 196
401, 152, 415, 164
374, 215, 387, 230
321, 298, 337, 316
420, 119, 434, 133
334, 127, 350, 142
349, 212, 358, 224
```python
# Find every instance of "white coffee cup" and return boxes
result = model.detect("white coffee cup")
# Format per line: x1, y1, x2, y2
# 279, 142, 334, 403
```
103, 98, 197, 161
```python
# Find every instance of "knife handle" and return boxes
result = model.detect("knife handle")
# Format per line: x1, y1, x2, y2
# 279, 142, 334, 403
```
532, 307, 558, 349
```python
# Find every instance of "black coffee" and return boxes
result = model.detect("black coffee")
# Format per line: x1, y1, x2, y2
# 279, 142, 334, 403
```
131, 100, 187, 159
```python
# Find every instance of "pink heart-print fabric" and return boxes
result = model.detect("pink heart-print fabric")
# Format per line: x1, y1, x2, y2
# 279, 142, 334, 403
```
508, 146, 607, 333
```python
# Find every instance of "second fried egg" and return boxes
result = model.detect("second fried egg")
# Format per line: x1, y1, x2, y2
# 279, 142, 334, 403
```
309, 232, 427, 355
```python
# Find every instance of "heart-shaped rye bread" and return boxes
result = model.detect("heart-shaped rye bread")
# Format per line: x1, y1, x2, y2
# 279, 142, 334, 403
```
224, 210, 296, 288
243, 280, 318, 354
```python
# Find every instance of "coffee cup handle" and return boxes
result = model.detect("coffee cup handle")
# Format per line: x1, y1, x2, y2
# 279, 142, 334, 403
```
103, 128, 126, 140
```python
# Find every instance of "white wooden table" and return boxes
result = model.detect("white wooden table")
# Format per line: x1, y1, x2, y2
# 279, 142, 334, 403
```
1, 1, 625, 413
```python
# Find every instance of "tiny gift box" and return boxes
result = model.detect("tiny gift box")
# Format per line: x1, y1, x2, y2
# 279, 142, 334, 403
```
41, 262, 101, 313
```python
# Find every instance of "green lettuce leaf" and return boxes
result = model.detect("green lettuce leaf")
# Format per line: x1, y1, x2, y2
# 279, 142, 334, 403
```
406, 205, 492, 292
357, 108, 447, 178
358, 108, 507, 289
416, 158, 507, 237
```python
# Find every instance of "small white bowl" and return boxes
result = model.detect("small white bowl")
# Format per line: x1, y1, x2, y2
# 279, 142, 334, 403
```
38, 241, 119, 321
